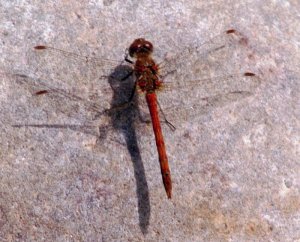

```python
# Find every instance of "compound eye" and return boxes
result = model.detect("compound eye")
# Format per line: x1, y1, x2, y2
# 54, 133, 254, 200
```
143, 42, 152, 52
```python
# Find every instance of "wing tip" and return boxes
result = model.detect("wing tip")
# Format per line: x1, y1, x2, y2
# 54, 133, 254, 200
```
35, 90, 49, 95
34, 45, 47, 50
244, 72, 256, 76
226, 29, 236, 34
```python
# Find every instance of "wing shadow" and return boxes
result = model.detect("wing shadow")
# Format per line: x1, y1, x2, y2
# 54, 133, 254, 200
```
11, 64, 151, 235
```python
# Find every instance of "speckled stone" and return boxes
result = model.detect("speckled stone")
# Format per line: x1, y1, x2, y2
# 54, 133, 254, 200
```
0, 1, 299, 241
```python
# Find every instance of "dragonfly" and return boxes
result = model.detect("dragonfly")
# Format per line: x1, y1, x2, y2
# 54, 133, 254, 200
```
9, 29, 261, 199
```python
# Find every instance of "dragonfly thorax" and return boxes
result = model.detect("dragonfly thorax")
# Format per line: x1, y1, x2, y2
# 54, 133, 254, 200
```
134, 55, 162, 93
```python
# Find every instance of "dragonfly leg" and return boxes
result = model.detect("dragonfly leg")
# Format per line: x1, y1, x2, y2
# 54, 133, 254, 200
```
124, 51, 134, 64
125, 57, 134, 64
157, 100, 176, 131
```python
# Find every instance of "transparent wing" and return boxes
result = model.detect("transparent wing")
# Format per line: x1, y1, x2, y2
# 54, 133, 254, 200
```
2, 69, 141, 146
8, 28, 260, 134
12, 73, 109, 115
4, 63, 135, 129
26, 45, 128, 94
157, 72, 262, 127
158, 29, 254, 80
151, 28, 260, 128
3, 70, 262, 138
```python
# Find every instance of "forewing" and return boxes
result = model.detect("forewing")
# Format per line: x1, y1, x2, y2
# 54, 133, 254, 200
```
159, 29, 255, 81
26, 45, 126, 96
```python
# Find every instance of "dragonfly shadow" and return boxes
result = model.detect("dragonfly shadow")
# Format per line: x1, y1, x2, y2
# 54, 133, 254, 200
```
104, 64, 151, 235
9, 65, 150, 233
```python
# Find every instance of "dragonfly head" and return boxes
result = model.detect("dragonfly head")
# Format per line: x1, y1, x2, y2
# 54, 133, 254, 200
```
129, 38, 153, 58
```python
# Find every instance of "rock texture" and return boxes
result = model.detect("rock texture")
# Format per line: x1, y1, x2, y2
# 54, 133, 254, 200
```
0, 1, 299, 241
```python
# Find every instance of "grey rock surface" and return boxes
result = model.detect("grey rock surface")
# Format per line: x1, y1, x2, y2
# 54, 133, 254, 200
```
0, 0, 299, 241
